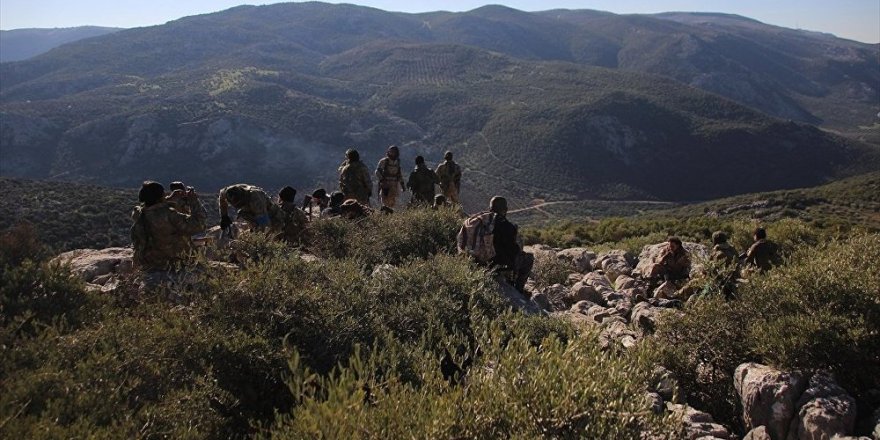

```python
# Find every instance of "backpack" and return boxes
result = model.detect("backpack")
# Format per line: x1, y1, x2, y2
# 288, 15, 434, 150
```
457, 211, 496, 263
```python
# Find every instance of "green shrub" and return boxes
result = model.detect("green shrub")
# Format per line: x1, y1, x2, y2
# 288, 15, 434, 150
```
655, 233, 880, 427
530, 252, 573, 290
271, 326, 678, 439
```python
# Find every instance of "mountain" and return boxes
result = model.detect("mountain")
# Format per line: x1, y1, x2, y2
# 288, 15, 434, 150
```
0, 26, 122, 62
1, 3, 878, 209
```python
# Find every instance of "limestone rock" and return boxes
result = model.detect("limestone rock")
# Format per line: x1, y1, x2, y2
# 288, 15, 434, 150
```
52, 247, 134, 283
650, 366, 683, 403
645, 392, 665, 414
614, 274, 637, 291
600, 255, 633, 284
743, 426, 771, 440
633, 242, 709, 278
667, 403, 732, 439
530, 292, 552, 312
734, 363, 807, 440
599, 321, 639, 349
787, 372, 857, 440
632, 302, 664, 334
581, 271, 614, 295
566, 281, 604, 306
556, 247, 595, 273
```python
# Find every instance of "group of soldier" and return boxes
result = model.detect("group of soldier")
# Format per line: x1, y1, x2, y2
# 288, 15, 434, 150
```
131, 146, 472, 269
645, 227, 780, 301
130, 144, 777, 301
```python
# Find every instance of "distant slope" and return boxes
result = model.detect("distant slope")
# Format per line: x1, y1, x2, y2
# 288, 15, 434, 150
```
1, 3, 878, 210
0, 26, 122, 62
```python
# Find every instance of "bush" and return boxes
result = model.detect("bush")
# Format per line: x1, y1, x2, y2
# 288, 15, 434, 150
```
271, 325, 678, 439
655, 233, 880, 428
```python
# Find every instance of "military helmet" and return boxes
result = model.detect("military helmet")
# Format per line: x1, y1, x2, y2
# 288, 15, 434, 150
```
489, 196, 507, 214
345, 148, 360, 161
139, 181, 165, 206
444, 151, 453, 161
312, 188, 329, 200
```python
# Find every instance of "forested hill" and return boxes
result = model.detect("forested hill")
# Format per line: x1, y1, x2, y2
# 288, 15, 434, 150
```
0, 26, 122, 62
1, 2, 878, 209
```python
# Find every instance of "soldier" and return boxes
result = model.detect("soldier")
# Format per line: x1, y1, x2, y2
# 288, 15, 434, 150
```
743, 227, 780, 272
322, 191, 346, 217
711, 231, 738, 266
302, 188, 330, 219
131, 181, 206, 271
218, 183, 284, 232
435, 151, 462, 204
376, 145, 405, 209
339, 198, 372, 220
166, 181, 192, 214
339, 149, 372, 205
278, 186, 308, 244
406, 155, 439, 205
489, 196, 534, 294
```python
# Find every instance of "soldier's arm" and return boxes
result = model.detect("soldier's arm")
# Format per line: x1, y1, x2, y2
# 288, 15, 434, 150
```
454, 164, 462, 183
218, 187, 229, 217
375, 160, 384, 181
169, 202, 206, 235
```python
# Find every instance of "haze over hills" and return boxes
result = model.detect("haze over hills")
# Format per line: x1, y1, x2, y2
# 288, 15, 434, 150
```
0, 26, 122, 62
1, 2, 878, 209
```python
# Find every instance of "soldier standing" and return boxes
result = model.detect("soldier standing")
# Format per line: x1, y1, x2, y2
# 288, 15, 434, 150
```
406, 155, 439, 205
435, 151, 462, 204
376, 145, 405, 209
339, 149, 372, 205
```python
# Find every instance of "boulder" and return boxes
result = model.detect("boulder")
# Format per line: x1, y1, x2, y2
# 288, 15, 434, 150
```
734, 363, 807, 440
556, 247, 595, 273
743, 426, 772, 440
52, 247, 134, 283
523, 244, 556, 261
666, 403, 732, 440
645, 392, 665, 414
631, 302, 664, 334
597, 249, 637, 267
566, 282, 604, 306
786, 372, 857, 440
599, 321, 639, 349
530, 292, 553, 312
650, 366, 684, 403
569, 300, 599, 315
614, 274, 637, 291
496, 276, 542, 314
581, 272, 614, 295
600, 256, 633, 284
566, 272, 584, 285
633, 242, 709, 278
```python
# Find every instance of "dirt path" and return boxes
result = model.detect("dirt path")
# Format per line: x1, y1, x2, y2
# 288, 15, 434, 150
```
507, 200, 675, 214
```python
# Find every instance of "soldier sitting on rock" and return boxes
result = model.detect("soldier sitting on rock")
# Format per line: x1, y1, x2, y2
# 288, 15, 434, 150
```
131, 181, 206, 271
648, 237, 691, 299
488, 196, 534, 295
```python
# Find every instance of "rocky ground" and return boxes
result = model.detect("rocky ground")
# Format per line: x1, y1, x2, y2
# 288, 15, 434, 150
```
52, 241, 877, 440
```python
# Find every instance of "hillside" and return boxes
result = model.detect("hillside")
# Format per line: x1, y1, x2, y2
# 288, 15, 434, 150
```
1, 3, 878, 209
0, 26, 121, 62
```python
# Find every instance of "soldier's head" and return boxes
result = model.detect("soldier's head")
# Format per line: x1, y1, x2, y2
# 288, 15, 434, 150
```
345, 148, 360, 162
489, 196, 508, 215
433, 194, 446, 208
225, 185, 247, 205
415, 155, 425, 166
312, 188, 329, 207
139, 181, 165, 206
667, 237, 683, 252
340, 199, 365, 219
712, 231, 729, 245
329, 191, 345, 207
754, 227, 767, 240
444, 151, 453, 161
279, 186, 296, 203
386, 145, 399, 160
169, 181, 186, 192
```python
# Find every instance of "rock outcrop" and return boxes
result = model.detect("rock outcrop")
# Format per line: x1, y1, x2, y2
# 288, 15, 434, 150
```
734, 363, 807, 440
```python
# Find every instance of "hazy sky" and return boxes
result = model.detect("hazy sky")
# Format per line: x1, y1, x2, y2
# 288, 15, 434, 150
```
2, 0, 878, 43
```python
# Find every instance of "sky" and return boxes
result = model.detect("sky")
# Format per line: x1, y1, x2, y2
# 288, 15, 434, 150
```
1, 0, 878, 43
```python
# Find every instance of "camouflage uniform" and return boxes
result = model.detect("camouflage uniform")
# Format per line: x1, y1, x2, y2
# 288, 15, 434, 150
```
435, 159, 462, 204
711, 242, 738, 266
745, 239, 779, 272
406, 163, 438, 205
376, 157, 404, 209
279, 201, 309, 244
131, 196, 206, 271
339, 160, 372, 205
219, 184, 285, 231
